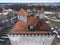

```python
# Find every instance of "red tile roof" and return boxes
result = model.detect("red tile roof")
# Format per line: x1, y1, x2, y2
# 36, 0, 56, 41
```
12, 20, 28, 31
27, 16, 38, 26
11, 19, 52, 34
11, 16, 52, 34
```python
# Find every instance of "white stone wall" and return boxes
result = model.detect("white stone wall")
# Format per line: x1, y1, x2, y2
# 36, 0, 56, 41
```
35, 13, 45, 19
8, 34, 55, 45
39, 14, 45, 19
17, 16, 27, 23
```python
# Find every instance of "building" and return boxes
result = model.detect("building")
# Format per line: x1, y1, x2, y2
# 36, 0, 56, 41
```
8, 8, 55, 45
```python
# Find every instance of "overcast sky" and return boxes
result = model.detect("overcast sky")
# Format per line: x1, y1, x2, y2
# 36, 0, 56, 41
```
0, 0, 60, 3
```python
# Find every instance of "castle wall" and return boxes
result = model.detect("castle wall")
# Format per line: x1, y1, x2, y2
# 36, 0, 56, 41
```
8, 34, 55, 45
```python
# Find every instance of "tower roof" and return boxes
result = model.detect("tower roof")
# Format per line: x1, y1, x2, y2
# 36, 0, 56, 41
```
39, 8, 45, 13
18, 9, 28, 16
2, 8, 7, 13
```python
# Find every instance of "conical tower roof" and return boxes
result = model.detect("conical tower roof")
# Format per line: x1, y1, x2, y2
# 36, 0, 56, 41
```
39, 8, 45, 13
18, 9, 28, 16
2, 8, 7, 13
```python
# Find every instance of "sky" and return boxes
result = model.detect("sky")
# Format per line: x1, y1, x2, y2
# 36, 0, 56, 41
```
0, 0, 60, 3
